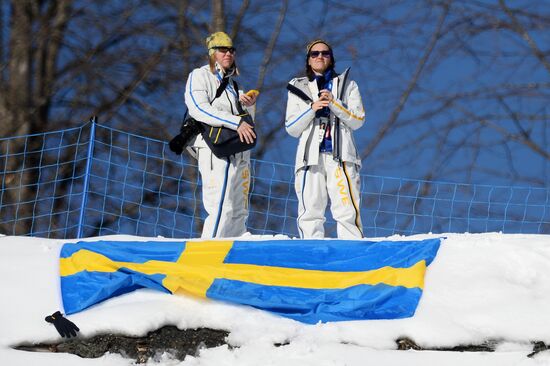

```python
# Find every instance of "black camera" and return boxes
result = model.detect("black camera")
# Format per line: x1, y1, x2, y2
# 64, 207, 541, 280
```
169, 117, 204, 155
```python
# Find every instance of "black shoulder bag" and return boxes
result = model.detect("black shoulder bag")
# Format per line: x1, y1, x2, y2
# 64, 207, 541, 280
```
200, 78, 256, 158
169, 77, 257, 158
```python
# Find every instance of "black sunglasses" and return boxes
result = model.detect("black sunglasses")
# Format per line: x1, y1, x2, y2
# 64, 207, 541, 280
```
214, 47, 236, 54
309, 50, 331, 58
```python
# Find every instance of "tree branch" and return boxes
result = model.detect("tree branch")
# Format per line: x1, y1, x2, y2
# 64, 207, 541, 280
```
255, 0, 287, 91
230, 0, 249, 41
361, 2, 450, 158
211, 0, 225, 32
93, 44, 172, 122
499, 0, 550, 76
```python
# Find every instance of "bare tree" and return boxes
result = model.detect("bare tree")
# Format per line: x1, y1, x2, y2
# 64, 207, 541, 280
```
1, 0, 549, 236
0, 0, 208, 235
318, 1, 550, 187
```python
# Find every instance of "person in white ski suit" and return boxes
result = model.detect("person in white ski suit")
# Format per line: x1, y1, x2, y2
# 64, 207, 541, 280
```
184, 32, 257, 238
285, 39, 365, 239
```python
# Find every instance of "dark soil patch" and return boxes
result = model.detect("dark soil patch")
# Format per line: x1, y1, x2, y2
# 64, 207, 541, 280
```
13, 326, 230, 363
14, 330, 547, 362
396, 337, 548, 357
396, 337, 498, 352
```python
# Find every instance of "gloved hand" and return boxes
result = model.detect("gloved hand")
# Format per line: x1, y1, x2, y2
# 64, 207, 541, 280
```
45, 311, 80, 338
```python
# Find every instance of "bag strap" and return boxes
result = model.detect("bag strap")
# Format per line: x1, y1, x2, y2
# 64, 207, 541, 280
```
212, 77, 246, 117
182, 76, 233, 124
286, 83, 313, 104
232, 80, 247, 116
214, 77, 231, 99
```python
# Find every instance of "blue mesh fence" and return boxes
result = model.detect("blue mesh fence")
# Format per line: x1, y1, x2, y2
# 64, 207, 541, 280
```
1, 121, 550, 239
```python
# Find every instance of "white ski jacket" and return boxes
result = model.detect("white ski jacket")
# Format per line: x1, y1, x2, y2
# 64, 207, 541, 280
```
285, 68, 365, 172
184, 64, 255, 149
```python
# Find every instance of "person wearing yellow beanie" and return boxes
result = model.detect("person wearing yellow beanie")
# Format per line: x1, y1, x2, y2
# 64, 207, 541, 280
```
206, 31, 233, 55
183, 31, 258, 238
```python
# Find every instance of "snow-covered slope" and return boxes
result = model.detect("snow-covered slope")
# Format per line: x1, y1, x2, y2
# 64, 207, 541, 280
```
1, 233, 549, 365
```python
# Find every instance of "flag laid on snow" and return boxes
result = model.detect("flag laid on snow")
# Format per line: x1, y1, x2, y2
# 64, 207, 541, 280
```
60, 238, 440, 323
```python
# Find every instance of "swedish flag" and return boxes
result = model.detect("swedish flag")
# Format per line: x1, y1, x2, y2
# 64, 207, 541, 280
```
60, 238, 440, 323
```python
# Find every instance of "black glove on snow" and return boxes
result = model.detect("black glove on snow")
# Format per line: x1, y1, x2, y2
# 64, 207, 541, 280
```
45, 311, 80, 338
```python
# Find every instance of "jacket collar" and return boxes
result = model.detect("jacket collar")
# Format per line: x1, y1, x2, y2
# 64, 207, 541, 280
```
215, 62, 236, 79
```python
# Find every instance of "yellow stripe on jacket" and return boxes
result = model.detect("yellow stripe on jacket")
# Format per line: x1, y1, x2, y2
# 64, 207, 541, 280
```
331, 100, 365, 121
60, 240, 428, 299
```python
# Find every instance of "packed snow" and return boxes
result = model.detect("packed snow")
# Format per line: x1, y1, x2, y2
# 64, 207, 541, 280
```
1, 233, 550, 365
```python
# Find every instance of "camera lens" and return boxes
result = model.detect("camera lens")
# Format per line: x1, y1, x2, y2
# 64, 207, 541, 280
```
169, 118, 203, 155
169, 134, 186, 155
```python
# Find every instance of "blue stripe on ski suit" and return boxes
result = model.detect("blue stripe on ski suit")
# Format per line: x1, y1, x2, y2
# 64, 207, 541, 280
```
212, 158, 231, 237
189, 71, 239, 127
286, 107, 312, 128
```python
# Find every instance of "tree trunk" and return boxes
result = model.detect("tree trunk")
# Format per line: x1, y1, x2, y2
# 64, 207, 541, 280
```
211, 0, 225, 32
6, 0, 33, 137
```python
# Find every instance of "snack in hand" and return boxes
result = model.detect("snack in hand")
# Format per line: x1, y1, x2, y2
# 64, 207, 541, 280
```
245, 89, 260, 97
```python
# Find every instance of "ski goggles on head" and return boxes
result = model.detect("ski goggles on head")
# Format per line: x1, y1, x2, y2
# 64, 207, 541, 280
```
309, 50, 331, 58
213, 46, 236, 54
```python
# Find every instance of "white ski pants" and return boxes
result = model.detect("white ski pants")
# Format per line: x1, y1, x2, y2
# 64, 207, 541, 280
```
198, 148, 250, 238
295, 153, 363, 239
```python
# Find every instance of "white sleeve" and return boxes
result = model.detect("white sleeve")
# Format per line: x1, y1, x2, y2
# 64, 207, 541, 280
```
285, 86, 315, 138
184, 68, 241, 130
328, 80, 365, 130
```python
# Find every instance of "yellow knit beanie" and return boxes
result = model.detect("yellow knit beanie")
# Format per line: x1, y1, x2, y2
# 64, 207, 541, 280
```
206, 32, 233, 56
